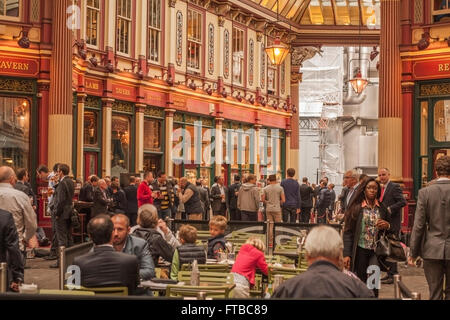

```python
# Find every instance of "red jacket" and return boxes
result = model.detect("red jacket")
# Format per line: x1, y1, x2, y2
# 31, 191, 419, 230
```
231, 243, 268, 286
137, 181, 153, 207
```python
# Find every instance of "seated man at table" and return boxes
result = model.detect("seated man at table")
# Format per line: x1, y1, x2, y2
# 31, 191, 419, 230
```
271, 225, 374, 299
131, 204, 174, 266
170, 224, 206, 281
73, 214, 139, 295
111, 214, 155, 282
207, 215, 227, 260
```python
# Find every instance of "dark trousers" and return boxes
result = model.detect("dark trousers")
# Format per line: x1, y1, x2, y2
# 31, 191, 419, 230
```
423, 259, 450, 300
317, 207, 328, 224
229, 208, 241, 221
213, 203, 227, 217
55, 217, 73, 249
49, 212, 58, 256
300, 207, 311, 223
355, 246, 379, 298
241, 211, 257, 221
282, 207, 297, 223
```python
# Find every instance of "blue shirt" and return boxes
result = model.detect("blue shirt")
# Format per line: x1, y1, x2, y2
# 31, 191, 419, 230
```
280, 178, 301, 209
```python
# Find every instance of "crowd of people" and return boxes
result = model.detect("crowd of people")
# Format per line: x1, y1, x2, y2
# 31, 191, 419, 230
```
0, 155, 449, 300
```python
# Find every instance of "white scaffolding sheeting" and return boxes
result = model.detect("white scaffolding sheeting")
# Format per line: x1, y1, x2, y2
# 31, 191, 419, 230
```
299, 47, 345, 185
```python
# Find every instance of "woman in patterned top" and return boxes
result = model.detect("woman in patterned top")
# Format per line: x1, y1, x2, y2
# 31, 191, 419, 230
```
342, 177, 392, 296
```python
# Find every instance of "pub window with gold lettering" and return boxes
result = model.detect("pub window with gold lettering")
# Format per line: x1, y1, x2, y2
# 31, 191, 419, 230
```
0, 0, 20, 20
0, 97, 30, 170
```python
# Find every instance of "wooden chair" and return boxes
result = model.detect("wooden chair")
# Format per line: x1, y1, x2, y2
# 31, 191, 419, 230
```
166, 284, 235, 298
40, 289, 95, 296
177, 271, 234, 285
180, 263, 229, 272
66, 285, 128, 296
268, 266, 307, 283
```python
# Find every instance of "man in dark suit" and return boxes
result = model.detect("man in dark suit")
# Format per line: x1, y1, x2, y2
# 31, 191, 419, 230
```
49, 164, 74, 267
196, 179, 210, 220
299, 177, 313, 223
378, 167, 407, 284
343, 169, 360, 212
73, 214, 139, 295
92, 179, 112, 218
227, 175, 241, 221
14, 168, 37, 211
123, 176, 138, 226
410, 155, 450, 300
0, 209, 24, 292
210, 176, 228, 217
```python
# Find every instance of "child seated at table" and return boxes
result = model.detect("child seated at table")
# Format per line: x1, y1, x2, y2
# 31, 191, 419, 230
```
207, 215, 227, 260
231, 237, 268, 298
170, 225, 206, 281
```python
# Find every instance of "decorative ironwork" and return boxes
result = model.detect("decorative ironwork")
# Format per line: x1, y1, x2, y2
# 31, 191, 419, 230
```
224, 29, 230, 79
144, 106, 164, 118
176, 11, 183, 66
420, 83, 450, 97
291, 46, 323, 67
174, 113, 184, 123
112, 101, 134, 113
414, 0, 423, 24
184, 115, 198, 124
30, 0, 40, 23
281, 61, 286, 94
202, 117, 214, 127
260, 43, 265, 89
248, 39, 254, 87
208, 23, 214, 75
85, 96, 101, 109
0, 78, 34, 93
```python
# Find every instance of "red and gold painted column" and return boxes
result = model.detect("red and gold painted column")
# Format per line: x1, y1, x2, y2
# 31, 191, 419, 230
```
47, 0, 73, 169
135, 104, 145, 173
378, 0, 402, 180
400, 0, 414, 193
289, 66, 301, 178
165, 108, 176, 176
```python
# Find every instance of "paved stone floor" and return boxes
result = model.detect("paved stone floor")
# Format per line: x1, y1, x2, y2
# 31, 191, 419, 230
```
24, 255, 429, 299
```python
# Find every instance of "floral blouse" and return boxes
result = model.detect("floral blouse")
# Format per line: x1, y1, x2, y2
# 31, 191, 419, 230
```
358, 200, 381, 250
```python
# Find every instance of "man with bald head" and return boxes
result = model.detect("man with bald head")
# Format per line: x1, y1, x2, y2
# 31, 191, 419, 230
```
0, 166, 37, 263
92, 179, 112, 217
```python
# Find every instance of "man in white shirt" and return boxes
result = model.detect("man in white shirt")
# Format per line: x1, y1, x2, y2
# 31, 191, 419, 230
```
0, 166, 37, 261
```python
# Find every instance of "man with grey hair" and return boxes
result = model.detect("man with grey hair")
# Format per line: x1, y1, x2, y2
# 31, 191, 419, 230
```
0, 166, 37, 263
342, 169, 361, 212
272, 225, 373, 298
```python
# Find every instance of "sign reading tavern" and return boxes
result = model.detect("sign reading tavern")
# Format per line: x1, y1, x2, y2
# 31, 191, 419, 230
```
0, 56, 39, 77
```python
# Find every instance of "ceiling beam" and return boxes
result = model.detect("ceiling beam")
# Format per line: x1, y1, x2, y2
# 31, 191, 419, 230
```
331, 0, 337, 25
293, 0, 313, 23
281, 0, 298, 16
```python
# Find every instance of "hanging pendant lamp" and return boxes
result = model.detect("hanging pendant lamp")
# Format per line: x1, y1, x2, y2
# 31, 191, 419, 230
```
349, 70, 368, 94
264, 0, 289, 66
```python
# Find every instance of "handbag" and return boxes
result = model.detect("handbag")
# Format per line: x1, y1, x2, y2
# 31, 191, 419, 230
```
376, 231, 406, 262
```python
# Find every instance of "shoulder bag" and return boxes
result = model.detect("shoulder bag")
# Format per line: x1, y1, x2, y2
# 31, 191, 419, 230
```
376, 231, 406, 262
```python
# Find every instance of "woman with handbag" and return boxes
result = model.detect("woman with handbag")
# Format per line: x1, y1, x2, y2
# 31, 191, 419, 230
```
342, 177, 391, 296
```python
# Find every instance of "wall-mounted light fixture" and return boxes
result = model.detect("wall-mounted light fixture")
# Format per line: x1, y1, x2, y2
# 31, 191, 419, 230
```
13, 28, 30, 48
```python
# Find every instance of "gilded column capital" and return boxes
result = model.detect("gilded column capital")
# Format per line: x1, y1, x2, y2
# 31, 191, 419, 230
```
101, 98, 114, 108
218, 15, 226, 27
401, 81, 415, 94
76, 93, 87, 103
164, 108, 176, 117
135, 103, 146, 113
169, 0, 177, 8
